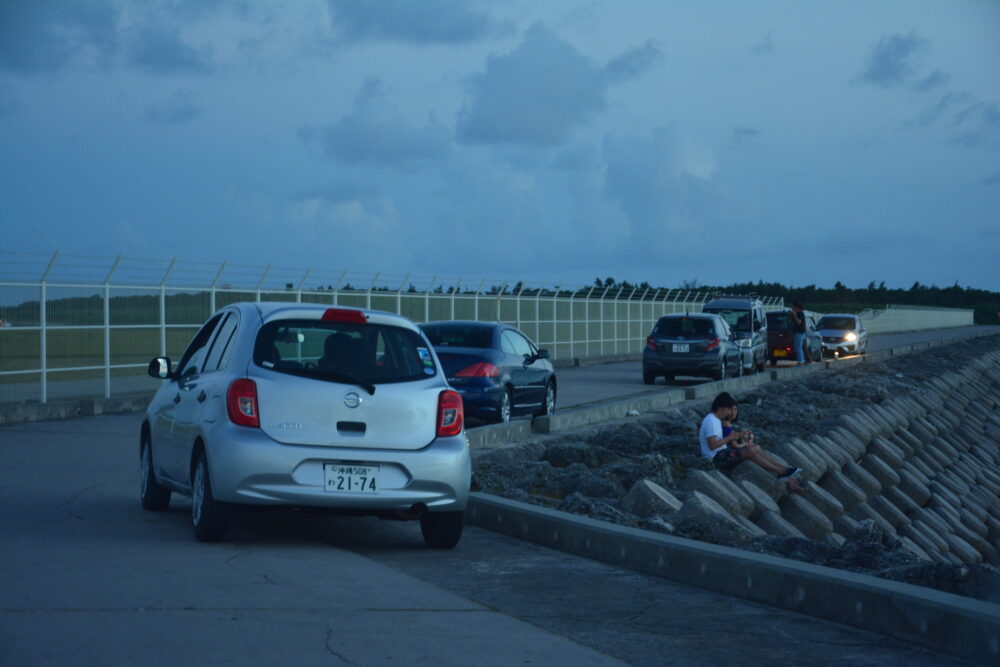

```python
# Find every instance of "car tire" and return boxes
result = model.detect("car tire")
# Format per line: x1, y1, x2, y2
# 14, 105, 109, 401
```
538, 380, 556, 416
420, 510, 464, 549
769, 358, 776, 367
642, 370, 656, 385
191, 450, 230, 542
496, 388, 512, 423
139, 431, 171, 511
663, 374, 674, 384
713, 359, 726, 381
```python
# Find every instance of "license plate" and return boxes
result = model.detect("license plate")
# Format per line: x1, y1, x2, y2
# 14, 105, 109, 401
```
672, 344, 689, 353
774, 349, 787, 357
324, 463, 379, 493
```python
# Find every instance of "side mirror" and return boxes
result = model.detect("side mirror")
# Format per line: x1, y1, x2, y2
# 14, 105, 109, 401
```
148, 357, 173, 380
536, 349, 550, 360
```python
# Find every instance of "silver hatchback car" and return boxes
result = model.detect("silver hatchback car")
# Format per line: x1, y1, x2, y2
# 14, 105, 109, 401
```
817, 313, 869, 357
140, 302, 471, 547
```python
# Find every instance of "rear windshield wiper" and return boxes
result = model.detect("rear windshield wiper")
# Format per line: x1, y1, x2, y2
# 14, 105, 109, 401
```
318, 371, 376, 395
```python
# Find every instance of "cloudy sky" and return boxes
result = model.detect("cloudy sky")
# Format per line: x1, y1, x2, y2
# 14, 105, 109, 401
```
1, 0, 998, 291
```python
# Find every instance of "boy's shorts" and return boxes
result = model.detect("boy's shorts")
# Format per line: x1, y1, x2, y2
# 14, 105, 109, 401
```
713, 447, 744, 470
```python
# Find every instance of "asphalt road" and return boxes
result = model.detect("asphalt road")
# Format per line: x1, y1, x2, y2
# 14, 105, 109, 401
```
0, 415, 967, 666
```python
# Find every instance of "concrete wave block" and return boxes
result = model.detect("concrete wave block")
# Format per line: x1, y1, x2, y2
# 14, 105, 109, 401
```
730, 462, 786, 502
957, 507, 990, 539
621, 479, 683, 518
910, 518, 950, 554
919, 506, 957, 536
818, 469, 867, 511
884, 485, 922, 517
812, 435, 850, 467
937, 470, 970, 498
907, 456, 936, 481
738, 480, 778, 520
895, 427, 924, 454
858, 453, 900, 488
802, 482, 845, 520
779, 494, 833, 540
907, 419, 935, 445
833, 514, 860, 538
842, 460, 882, 499
755, 510, 807, 538
869, 437, 906, 469
866, 405, 896, 435
683, 470, 752, 517
899, 523, 940, 557
942, 533, 982, 564
921, 444, 952, 471
870, 495, 911, 528
675, 491, 760, 543
898, 536, 932, 562
985, 514, 1000, 542
770, 440, 823, 482
795, 437, 838, 473
707, 470, 755, 516
839, 413, 874, 447
848, 503, 897, 538
823, 532, 846, 549
731, 514, 768, 538
888, 433, 915, 459
927, 481, 963, 513
931, 436, 960, 461
828, 427, 866, 461
949, 458, 977, 485
900, 460, 931, 487
913, 415, 940, 439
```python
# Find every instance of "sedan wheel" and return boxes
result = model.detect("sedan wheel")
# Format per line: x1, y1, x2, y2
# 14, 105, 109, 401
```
192, 451, 230, 542
139, 433, 171, 511
539, 381, 556, 416
497, 389, 512, 424
420, 510, 464, 549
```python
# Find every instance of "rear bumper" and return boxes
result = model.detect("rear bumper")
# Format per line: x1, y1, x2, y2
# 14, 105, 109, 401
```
822, 340, 860, 354
452, 385, 504, 420
205, 422, 471, 512
642, 350, 721, 376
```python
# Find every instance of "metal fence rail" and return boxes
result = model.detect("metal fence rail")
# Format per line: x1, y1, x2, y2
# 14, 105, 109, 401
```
2, 251, 787, 404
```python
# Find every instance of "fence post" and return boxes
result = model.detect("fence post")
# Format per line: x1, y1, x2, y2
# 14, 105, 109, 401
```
160, 258, 177, 357
397, 273, 409, 317
297, 267, 312, 304
38, 251, 60, 404
367, 272, 380, 310
425, 276, 436, 323
255, 264, 271, 303
334, 270, 347, 306
210, 260, 224, 313
474, 279, 486, 321
451, 278, 462, 321
102, 255, 121, 400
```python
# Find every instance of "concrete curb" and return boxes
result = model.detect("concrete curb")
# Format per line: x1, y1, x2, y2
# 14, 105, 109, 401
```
467, 492, 1000, 664
0, 394, 152, 425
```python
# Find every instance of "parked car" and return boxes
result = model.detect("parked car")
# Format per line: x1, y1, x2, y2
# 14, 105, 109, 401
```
141, 303, 471, 548
766, 310, 822, 364
818, 313, 869, 357
701, 297, 768, 373
419, 321, 556, 424
642, 313, 743, 383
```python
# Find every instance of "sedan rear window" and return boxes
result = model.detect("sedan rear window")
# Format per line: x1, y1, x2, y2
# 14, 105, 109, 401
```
253, 319, 435, 384
818, 317, 857, 330
421, 325, 493, 349
654, 318, 714, 337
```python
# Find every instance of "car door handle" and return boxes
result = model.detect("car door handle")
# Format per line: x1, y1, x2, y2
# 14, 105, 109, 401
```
173, 394, 181, 404
197, 391, 206, 403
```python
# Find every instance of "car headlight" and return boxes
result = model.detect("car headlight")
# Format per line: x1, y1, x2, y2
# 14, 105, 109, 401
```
845, 332, 857, 342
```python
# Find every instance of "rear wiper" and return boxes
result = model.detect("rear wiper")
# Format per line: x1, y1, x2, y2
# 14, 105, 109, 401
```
314, 370, 376, 395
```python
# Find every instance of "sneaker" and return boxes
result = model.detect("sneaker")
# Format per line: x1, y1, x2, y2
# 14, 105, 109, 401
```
778, 466, 802, 481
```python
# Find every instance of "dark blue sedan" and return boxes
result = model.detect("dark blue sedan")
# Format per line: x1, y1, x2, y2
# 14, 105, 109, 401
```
419, 321, 556, 424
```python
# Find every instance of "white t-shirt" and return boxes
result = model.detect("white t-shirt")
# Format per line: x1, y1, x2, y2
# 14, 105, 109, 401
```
699, 412, 724, 459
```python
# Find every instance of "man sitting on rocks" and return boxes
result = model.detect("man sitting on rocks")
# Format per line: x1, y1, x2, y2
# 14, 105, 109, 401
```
701, 392, 803, 486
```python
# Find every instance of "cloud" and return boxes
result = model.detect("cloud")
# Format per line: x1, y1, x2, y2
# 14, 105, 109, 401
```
602, 127, 720, 256
127, 25, 213, 75
299, 78, 452, 167
604, 40, 662, 83
731, 126, 761, 144
951, 100, 1000, 148
143, 90, 201, 124
751, 33, 774, 55
327, 0, 501, 44
981, 173, 1000, 187
858, 31, 929, 88
0, 0, 119, 74
457, 23, 607, 146
911, 70, 948, 94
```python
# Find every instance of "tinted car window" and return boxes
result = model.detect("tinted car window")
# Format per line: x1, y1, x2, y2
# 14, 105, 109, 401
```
204, 312, 238, 372
705, 308, 751, 331
254, 320, 434, 384
500, 331, 518, 355
767, 311, 794, 331
818, 317, 856, 330
505, 331, 535, 357
654, 318, 715, 336
176, 313, 224, 379
421, 325, 493, 349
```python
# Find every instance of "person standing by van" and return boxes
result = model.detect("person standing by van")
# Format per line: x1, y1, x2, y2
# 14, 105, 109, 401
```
790, 302, 807, 365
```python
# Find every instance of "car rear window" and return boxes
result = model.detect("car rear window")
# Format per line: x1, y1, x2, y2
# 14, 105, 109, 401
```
818, 317, 856, 330
767, 312, 793, 330
703, 308, 751, 331
253, 319, 435, 384
421, 325, 493, 349
654, 318, 714, 337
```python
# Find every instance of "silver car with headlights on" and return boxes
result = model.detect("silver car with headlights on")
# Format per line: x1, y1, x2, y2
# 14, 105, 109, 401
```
817, 313, 869, 357
140, 303, 471, 548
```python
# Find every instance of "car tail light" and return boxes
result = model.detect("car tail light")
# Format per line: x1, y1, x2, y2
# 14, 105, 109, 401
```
455, 362, 500, 378
322, 308, 367, 323
437, 390, 463, 437
227, 378, 260, 428
646, 336, 657, 351
705, 336, 720, 352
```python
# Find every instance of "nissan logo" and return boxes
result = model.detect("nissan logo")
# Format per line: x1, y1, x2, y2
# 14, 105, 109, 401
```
344, 392, 362, 408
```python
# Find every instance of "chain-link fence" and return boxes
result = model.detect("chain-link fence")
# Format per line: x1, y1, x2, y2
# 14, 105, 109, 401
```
2, 251, 788, 404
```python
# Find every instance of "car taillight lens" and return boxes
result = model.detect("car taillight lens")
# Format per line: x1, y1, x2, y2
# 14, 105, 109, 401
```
437, 390, 463, 437
227, 378, 260, 428
705, 337, 720, 352
455, 362, 500, 378
322, 308, 367, 323
646, 336, 656, 351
